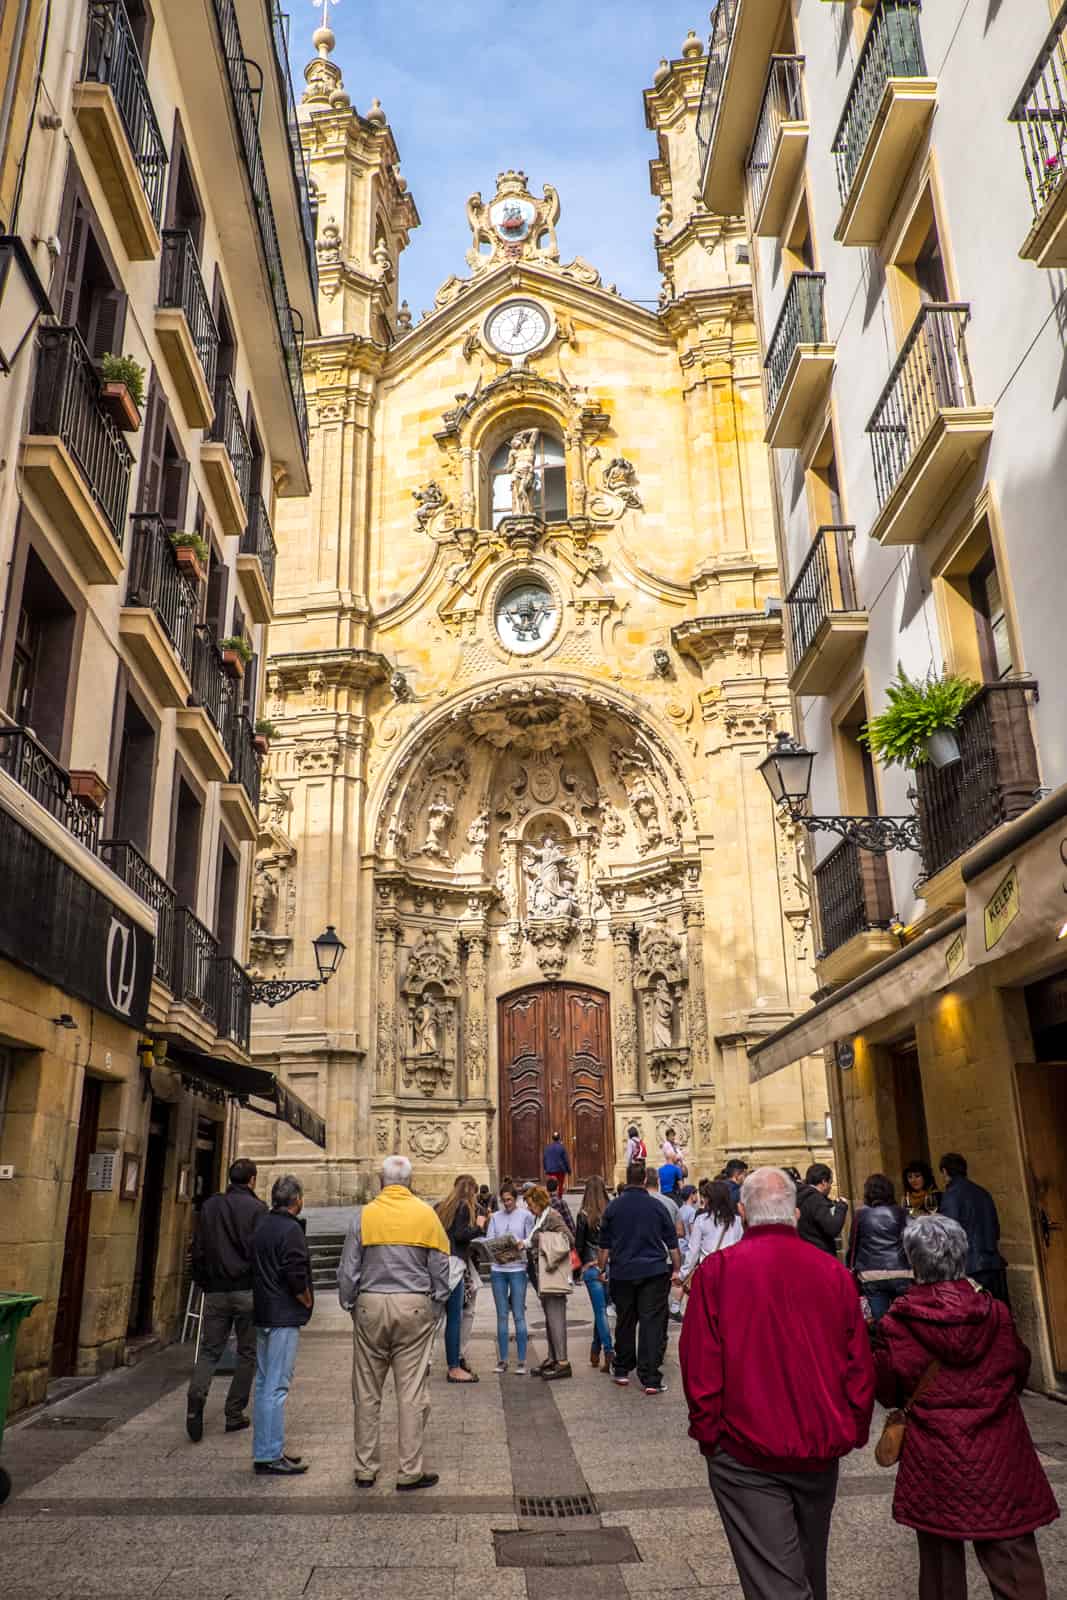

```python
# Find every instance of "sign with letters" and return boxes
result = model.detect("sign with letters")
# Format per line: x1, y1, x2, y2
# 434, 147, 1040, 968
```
984, 866, 1020, 952
0, 813, 153, 1027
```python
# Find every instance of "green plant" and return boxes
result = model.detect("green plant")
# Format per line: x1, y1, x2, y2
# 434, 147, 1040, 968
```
170, 531, 209, 562
220, 634, 253, 663
254, 718, 277, 738
100, 352, 146, 409
859, 666, 979, 770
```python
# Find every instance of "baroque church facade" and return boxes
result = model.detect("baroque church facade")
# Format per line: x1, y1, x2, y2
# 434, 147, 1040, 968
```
242, 25, 829, 1201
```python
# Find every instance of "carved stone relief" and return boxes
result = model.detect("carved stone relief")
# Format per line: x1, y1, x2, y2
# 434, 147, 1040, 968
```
408, 1122, 449, 1160
634, 922, 691, 1091
400, 933, 460, 1097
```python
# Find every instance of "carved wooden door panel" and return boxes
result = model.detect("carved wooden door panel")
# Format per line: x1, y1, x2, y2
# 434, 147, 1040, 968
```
499, 984, 613, 1183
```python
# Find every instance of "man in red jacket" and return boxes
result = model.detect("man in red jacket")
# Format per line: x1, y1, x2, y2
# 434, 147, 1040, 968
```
680, 1167, 875, 1600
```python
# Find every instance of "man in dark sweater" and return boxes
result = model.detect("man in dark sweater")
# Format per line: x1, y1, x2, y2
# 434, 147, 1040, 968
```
250, 1174, 314, 1475
939, 1152, 1009, 1301
543, 1132, 572, 1197
186, 1158, 266, 1442
796, 1164, 849, 1257
598, 1161, 681, 1395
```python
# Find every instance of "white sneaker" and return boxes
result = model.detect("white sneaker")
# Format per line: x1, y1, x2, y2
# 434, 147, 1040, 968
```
494, 1361, 508, 1373
515, 1365, 527, 1375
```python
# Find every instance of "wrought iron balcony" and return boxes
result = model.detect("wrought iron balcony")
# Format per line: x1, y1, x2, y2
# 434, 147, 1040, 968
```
916, 682, 1041, 881
208, 374, 253, 510
190, 625, 236, 745
100, 839, 177, 989
747, 55, 806, 233
216, 955, 252, 1051
159, 230, 219, 396
213, 0, 309, 460
173, 905, 220, 1022
80, 0, 167, 229
0, 725, 101, 853
786, 526, 867, 694
696, 0, 738, 175
268, 0, 318, 299
240, 493, 277, 600
228, 712, 262, 812
814, 838, 895, 960
126, 514, 199, 673
763, 273, 833, 448
30, 326, 134, 544
1010, 3, 1067, 267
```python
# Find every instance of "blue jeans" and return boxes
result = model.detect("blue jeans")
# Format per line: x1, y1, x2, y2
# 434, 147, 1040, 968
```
582, 1265, 614, 1356
252, 1326, 300, 1463
862, 1278, 911, 1322
445, 1277, 465, 1368
490, 1270, 529, 1363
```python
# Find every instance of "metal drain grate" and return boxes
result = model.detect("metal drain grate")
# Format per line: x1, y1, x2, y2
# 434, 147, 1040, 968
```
495, 1527, 639, 1567
31, 1414, 113, 1431
516, 1492, 599, 1519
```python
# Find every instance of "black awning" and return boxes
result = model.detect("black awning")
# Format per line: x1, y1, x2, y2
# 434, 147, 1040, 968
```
168, 1045, 326, 1149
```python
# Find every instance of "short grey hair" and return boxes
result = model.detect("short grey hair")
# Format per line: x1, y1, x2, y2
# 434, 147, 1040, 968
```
904, 1215, 968, 1283
381, 1154, 412, 1187
271, 1174, 303, 1209
740, 1166, 797, 1228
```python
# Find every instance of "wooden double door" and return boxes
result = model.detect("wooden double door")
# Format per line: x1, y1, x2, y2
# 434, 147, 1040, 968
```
498, 984, 613, 1184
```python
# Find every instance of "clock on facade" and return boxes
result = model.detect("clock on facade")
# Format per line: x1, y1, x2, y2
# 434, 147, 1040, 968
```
485, 299, 551, 358
495, 577, 559, 655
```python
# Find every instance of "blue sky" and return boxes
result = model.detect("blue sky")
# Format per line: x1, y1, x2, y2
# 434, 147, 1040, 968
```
291, 1, 711, 316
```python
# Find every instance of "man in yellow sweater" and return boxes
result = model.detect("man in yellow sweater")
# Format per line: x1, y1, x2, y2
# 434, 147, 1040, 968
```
337, 1154, 451, 1490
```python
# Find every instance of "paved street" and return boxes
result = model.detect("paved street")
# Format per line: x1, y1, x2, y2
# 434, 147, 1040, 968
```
3, 1289, 1066, 1600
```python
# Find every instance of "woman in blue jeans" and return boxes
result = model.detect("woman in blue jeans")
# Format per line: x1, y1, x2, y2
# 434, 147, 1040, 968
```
485, 1184, 536, 1373
436, 1174, 486, 1383
574, 1176, 614, 1372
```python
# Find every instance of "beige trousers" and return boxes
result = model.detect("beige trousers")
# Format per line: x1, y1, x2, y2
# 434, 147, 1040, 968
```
352, 1291, 439, 1484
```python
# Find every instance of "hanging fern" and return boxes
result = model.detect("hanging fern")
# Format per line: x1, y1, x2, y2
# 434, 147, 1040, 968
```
859, 666, 979, 770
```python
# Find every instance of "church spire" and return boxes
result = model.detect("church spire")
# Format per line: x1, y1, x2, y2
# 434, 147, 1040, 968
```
302, 0, 351, 113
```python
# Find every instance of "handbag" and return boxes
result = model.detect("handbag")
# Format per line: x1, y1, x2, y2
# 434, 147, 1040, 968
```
874, 1359, 941, 1468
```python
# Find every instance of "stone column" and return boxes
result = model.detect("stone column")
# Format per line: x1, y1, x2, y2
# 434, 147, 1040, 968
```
611, 925, 638, 1097
461, 931, 489, 1103
684, 903, 710, 1083
374, 915, 401, 1093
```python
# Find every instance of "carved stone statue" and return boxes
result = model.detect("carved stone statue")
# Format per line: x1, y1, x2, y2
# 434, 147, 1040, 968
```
507, 430, 539, 517
524, 833, 578, 918
252, 865, 278, 933
466, 809, 490, 851
419, 789, 454, 857
651, 978, 674, 1050
414, 996, 440, 1055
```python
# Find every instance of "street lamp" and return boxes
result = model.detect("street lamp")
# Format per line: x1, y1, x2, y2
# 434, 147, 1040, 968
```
0, 237, 51, 375
757, 732, 921, 855
249, 925, 347, 1007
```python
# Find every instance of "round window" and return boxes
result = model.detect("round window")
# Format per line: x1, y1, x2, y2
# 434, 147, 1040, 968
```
495, 578, 559, 655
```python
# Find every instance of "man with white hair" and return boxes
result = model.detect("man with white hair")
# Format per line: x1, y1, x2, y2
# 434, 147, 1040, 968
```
338, 1155, 451, 1490
679, 1166, 875, 1600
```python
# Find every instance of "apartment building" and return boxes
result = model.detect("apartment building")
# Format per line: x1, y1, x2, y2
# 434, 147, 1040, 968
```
0, 0, 321, 1412
696, 0, 1067, 1390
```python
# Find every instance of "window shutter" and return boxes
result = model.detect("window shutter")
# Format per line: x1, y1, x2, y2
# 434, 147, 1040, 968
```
59, 202, 89, 328
162, 452, 190, 533
137, 375, 168, 513
86, 286, 127, 361
243, 652, 258, 715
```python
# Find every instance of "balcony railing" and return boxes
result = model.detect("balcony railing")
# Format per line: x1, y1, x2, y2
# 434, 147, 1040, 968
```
747, 55, 805, 219
213, 0, 309, 460
1010, 4, 1067, 223
269, 0, 318, 298
866, 304, 975, 509
916, 682, 1041, 880
126, 514, 199, 671
786, 526, 858, 670
215, 955, 251, 1050
190, 625, 236, 745
228, 712, 262, 811
0, 726, 101, 852
99, 839, 177, 989
815, 838, 895, 959
240, 492, 277, 600
696, 0, 739, 174
81, 0, 168, 227
208, 374, 253, 508
30, 326, 134, 541
831, 0, 926, 204
159, 230, 219, 394
765, 272, 827, 414
174, 905, 219, 1022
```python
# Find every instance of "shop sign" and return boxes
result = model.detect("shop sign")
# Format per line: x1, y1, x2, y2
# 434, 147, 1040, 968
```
983, 866, 1020, 952
945, 930, 966, 979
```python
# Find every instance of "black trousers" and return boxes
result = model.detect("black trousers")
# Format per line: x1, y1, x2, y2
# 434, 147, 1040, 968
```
706, 1448, 839, 1600
187, 1289, 256, 1422
917, 1531, 1048, 1600
610, 1273, 669, 1386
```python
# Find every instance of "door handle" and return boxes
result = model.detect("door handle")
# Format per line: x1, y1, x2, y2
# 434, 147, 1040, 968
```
1039, 1209, 1062, 1248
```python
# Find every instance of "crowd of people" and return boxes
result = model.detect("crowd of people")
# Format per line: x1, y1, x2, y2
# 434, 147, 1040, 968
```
182, 1142, 1058, 1598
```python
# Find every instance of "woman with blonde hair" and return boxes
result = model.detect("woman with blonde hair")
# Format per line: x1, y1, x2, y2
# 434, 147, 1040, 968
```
574, 1175, 614, 1371
525, 1185, 573, 1379
436, 1174, 486, 1384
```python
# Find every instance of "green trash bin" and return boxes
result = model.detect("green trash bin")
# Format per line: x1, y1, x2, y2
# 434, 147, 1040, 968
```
0, 1292, 41, 1507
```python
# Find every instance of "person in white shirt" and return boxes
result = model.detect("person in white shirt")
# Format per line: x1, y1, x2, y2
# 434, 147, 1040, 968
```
661, 1127, 685, 1166
676, 1179, 744, 1295
485, 1184, 536, 1374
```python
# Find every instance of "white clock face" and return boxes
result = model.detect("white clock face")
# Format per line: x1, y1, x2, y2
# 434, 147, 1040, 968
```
486, 300, 550, 357
495, 579, 559, 655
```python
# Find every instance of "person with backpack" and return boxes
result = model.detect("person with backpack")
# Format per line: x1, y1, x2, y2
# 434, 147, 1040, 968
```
624, 1126, 647, 1166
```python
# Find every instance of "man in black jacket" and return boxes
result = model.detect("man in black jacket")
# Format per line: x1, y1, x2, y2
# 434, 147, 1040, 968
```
186, 1158, 266, 1442
939, 1152, 1009, 1302
796, 1164, 849, 1257
251, 1174, 314, 1475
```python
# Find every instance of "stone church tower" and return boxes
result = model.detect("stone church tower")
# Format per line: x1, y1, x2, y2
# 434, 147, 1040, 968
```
243, 26, 829, 1201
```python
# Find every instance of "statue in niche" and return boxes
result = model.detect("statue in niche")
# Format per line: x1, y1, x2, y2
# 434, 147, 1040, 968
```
524, 833, 578, 918
252, 865, 278, 933
507, 430, 538, 516
466, 809, 490, 851
419, 789, 454, 858
631, 776, 664, 853
414, 996, 440, 1056
651, 979, 674, 1050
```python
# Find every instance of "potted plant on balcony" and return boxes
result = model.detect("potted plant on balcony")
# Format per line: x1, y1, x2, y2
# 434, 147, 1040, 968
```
67, 768, 109, 811
253, 718, 276, 757
220, 634, 253, 681
99, 353, 146, 432
860, 666, 979, 771
170, 531, 209, 584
